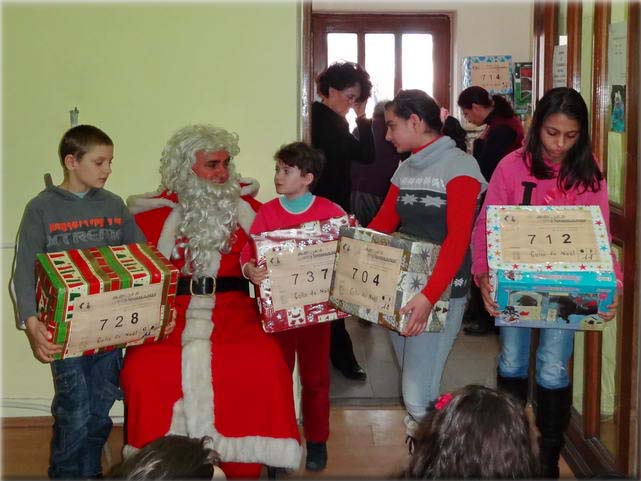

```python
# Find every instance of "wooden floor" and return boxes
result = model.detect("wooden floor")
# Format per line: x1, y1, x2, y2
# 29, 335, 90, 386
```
1, 407, 574, 479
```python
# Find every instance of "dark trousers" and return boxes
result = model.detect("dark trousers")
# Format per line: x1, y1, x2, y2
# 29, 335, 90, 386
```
49, 349, 123, 479
330, 319, 359, 371
464, 281, 494, 328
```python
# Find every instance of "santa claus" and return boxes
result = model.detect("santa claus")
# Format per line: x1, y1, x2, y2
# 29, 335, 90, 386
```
120, 125, 302, 478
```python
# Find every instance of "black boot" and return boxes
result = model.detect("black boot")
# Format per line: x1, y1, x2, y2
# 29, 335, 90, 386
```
496, 374, 528, 406
305, 441, 328, 471
535, 383, 572, 479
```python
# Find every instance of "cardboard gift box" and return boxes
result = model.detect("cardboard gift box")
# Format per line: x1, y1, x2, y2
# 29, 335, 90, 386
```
487, 205, 617, 330
35, 243, 178, 359
329, 227, 451, 333
252, 215, 356, 333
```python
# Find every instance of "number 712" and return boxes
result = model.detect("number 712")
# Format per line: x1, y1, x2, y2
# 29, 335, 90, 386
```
527, 233, 572, 244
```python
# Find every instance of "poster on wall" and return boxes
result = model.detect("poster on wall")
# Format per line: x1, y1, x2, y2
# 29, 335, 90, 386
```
513, 62, 532, 115
610, 85, 626, 132
462, 55, 513, 96
608, 22, 627, 86
552, 45, 567, 88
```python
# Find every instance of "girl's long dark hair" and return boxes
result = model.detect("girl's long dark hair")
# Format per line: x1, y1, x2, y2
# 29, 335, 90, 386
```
457, 86, 516, 119
404, 385, 540, 479
525, 87, 602, 193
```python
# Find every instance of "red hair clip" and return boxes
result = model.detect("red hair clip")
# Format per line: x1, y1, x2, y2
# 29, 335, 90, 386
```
434, 392, 454, 410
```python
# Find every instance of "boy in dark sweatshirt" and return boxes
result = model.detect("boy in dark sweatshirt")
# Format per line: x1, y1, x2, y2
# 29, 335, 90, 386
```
11, 125, 145, 478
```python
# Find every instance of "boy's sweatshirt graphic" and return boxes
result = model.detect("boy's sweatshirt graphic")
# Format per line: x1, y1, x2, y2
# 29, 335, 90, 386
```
13, 186, 144, 328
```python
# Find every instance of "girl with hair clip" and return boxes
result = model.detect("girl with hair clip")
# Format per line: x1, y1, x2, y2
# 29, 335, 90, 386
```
471, 87, 622, 478
458, 86, 525, 336
403, 385, 540, 479
368, 89, 487, 446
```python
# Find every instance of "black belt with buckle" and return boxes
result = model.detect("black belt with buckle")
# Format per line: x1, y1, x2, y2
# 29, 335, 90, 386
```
176, 276, 250, 297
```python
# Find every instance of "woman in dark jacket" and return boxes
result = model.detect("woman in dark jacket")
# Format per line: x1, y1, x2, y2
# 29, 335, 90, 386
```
457, 86, 525, 336
311, 61, 374, 382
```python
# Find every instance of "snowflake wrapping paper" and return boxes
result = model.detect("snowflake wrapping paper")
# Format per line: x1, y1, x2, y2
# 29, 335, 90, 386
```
251, 215, 356, 333
329, 227, 451, 333
487, 205, 617, 330
35, 243, 178, 359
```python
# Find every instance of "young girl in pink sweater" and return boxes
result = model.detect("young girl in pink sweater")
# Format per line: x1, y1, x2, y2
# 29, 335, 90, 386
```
471, 87, 621, 478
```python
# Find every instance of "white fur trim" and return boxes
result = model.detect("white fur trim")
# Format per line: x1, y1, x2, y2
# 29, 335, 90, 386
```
239, 177, 259, 197
237, 199, 257, 234
156, 209, 181, 259
173, 245, 302, 468
127, 191, 177, 214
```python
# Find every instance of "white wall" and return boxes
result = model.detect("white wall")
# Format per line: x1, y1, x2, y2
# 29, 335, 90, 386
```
313, 0, 534, 112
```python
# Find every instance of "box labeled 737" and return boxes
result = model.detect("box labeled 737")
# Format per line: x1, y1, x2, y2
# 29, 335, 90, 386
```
487, 205, 617, 330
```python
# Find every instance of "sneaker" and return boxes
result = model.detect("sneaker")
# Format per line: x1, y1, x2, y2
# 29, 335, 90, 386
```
305, 441, 327, 471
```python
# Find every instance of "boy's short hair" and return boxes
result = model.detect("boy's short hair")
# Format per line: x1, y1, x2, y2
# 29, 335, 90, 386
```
274, 142, 325, 190
58, 124, 113, 168
109, 435, 220, 479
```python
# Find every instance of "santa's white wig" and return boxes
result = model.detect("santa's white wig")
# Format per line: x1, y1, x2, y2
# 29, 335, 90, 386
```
160, 124, 242, 277
159, 124, 241, 193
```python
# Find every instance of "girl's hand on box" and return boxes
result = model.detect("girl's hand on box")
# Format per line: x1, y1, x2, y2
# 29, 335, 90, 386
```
598, 290, 619, 322
400, 293, 432, 337
242, 260, 268, 285
478, 273, 500, 317
24, 316, 62, 363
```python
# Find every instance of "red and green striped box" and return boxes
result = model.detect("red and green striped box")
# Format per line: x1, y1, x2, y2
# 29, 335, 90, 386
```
35, 243, 178, 359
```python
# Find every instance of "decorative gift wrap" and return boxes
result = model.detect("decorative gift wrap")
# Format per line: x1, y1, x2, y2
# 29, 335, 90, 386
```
329, 227, 451, 333
251, 215, 356, 333
487, 206, 617, 330
35, 243, 179, 359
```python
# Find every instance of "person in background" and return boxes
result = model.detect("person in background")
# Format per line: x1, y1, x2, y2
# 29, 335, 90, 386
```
403, 385, 540, 479
351, 100, 403, 227
368, 89, 487, 449
457, 85, 525, 336
311, 61, 374, 381
471, 87, 621, 478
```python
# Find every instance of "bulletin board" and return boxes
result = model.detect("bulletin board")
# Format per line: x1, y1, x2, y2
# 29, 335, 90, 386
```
462, 55, 513, 96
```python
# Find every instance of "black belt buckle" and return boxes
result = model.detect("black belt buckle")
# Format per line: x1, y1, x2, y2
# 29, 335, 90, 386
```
190, 276, 216, 297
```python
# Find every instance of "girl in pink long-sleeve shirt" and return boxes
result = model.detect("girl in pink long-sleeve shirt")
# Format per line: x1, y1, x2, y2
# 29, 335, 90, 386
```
470, 87, 620, 479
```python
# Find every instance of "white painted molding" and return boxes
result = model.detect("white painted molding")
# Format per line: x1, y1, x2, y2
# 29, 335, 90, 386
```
2, 242, 16, 250
1, 398, 123, 423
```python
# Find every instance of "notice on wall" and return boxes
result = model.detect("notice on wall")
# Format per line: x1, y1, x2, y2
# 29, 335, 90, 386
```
608, 21, 627, 86
553, 45, 567, 88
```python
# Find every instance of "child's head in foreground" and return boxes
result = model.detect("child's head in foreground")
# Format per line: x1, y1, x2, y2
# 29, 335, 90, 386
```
110, 434, 221, 479
405, 385, 540, 479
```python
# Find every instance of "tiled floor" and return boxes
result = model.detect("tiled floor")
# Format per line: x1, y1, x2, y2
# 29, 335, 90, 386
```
330, 317, 501, 405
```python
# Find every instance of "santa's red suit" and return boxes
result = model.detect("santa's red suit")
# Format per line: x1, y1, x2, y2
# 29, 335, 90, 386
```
120, 182, 302, 478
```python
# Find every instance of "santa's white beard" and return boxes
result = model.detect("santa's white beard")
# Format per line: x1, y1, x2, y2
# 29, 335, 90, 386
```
176, 174, 240, 277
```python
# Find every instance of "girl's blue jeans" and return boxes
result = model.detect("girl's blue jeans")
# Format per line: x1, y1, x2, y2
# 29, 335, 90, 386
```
48, 349, 123, 479
388, 296, 467, 425
498, 326, 575, 389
